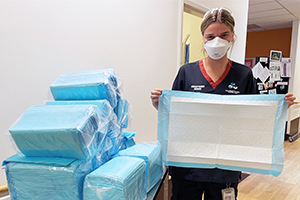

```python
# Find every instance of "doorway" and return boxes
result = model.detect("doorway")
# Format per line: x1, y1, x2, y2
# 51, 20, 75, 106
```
182, 4, 205, 65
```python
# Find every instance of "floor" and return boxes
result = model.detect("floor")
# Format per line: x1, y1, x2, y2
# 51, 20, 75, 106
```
238, 139, 300, 200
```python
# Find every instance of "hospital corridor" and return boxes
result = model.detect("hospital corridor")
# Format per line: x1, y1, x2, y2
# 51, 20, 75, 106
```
238, 139, 300, 200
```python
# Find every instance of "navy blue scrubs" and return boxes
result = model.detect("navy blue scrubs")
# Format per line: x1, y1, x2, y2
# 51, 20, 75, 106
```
170, 59, 257, 200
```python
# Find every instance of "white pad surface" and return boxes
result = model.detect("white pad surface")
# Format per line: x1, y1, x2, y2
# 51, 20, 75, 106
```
157, 90, 288, 176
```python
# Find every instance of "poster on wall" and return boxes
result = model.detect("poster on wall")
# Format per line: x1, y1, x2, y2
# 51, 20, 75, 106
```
254, 53, 290, 95
270, 50, 282, 62
280, 58, 292, 77
269, 62, 281, 82
252, 62, 270, 83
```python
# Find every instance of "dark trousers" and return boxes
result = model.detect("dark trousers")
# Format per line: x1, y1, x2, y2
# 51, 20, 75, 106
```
171, 176, 238, 200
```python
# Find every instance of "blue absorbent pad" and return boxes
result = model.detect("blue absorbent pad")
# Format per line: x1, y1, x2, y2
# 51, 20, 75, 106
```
50, 69, 120, 108
83, 156, 147, 200
116, 142, 163, 192
122, 131, 137, 148
46, 100, 116, 124
158, 90, 288, 177
2, 154, 75, 167
9, 104, 109, 160
46, 100, 124, 157
4, 155, 98, 200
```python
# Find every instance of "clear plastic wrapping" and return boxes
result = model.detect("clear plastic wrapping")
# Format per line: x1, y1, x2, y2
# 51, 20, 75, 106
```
50, 69, 122, 108
115, 141, 163, 192
114, 98, 132, 129
45, 99, 125, 157
45, 99, 117, 126
83, 156, 147, 200
8, 104, 113, 160
46, 100, 128, 155
106, 116, 126, 157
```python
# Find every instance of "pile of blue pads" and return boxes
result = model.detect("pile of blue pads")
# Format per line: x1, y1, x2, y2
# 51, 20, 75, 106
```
115, 142, 163, 192
3, 69, 163, 200
84, 156, 147, 200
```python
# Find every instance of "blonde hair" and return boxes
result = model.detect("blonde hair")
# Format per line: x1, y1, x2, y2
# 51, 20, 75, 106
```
201, 8, 235, 35
200, 8, 236, 57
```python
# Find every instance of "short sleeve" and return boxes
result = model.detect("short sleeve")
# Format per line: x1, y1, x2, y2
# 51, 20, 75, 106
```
172, 67, 185, 91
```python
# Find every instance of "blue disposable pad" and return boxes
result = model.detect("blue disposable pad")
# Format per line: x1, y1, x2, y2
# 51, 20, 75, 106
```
158, 90, 288, 176
114, 98, 130, 128
4, 154, 98, 200
46, 100, 125, 156
116, 142, 163, 192
122, 131, 137, 148
84, 156, 146, 200
46, 100, 113, 119
50, 69, 120, 108
9, 105, 109, 160
46, 100, 117, 128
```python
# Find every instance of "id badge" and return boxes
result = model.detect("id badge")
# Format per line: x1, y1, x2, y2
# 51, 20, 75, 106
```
221, 187, 235, 200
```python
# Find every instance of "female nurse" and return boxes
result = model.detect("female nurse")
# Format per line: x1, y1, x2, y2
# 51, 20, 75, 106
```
150, 7, 296, 200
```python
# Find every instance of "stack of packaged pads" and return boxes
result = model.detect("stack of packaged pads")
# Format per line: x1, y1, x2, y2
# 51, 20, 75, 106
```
3, 69, 163, 200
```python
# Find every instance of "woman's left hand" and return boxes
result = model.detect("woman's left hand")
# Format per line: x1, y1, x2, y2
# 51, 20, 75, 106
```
285, 93, 296, 108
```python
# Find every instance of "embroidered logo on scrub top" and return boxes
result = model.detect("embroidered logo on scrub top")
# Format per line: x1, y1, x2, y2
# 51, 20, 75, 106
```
228, 82, 238, 90
225, 82, 240, 94
191, 85, 205, 91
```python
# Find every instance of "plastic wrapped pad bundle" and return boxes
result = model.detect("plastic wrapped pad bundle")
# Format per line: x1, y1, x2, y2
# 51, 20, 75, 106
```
91, 135, 114, 167
122, 131, 136, 148
106, 121, 125, 157
46, 100, 116, 125
83, 156, 147, 200
158, 90, 288, 176
114, 98, 131, 128
9, 105, 109, 160
50, 69, 121, 108
3, 154, 106, 200
116, 142, 163, 192
46, 100, 122, 156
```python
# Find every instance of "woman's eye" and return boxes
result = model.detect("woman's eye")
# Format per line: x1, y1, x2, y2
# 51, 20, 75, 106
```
207, 35, 215, 40
221, 33, 229, 38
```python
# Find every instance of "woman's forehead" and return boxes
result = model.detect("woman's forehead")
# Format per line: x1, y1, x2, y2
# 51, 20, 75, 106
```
204, 22, 232, 35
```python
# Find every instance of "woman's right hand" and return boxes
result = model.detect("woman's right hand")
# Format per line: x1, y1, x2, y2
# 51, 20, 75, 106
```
150, 88, 163, 110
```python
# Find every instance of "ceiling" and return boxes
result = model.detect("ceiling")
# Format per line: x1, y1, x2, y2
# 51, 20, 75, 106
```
248, 0, 300, 32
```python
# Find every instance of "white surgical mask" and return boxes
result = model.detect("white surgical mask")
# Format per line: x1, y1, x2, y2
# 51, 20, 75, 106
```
204, 37, 232, 60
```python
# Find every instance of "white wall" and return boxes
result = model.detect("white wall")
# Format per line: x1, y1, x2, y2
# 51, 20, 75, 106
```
292, 21, 300, 103
0, 0, 182, 185
287, 20, 300, 124
0, 0, 250, 186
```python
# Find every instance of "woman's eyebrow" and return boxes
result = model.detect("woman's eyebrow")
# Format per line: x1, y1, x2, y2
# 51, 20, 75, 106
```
221, 31, 230, 35
205, 33, 216, 37
205, 31, 230, 37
